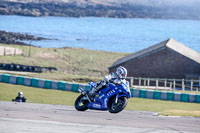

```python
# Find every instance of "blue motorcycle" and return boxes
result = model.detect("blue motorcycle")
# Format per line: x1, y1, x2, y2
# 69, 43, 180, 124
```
75, 81, 131, 113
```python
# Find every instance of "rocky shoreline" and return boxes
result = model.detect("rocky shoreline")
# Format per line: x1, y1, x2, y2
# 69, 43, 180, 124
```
0, 30, 47, 46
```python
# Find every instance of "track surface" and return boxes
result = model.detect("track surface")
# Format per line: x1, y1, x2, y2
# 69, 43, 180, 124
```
0, 101, 200, 133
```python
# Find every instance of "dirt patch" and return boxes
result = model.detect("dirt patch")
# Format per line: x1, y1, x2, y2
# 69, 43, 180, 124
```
0, 46, 23, 56
35, 51, 57, 59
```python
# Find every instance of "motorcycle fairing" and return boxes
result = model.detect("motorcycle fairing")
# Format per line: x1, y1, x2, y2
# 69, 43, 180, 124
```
87, 82, 130, 110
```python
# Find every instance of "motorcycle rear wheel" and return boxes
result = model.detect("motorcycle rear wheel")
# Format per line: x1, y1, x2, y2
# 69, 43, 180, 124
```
108, 97, 128, 113
74, 95, 89, 111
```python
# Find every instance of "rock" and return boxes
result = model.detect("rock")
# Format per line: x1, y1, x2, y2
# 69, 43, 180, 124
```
0, 30, 48, 46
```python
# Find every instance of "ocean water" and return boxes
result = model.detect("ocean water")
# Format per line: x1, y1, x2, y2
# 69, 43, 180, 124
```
0, 15, 200, 53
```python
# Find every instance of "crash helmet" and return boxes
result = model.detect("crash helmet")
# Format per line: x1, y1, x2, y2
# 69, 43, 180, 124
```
18, 91, 23, 97
116, 66, 127, 79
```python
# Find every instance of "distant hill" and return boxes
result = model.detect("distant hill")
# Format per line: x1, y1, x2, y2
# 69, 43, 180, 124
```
0, 0, 200, 20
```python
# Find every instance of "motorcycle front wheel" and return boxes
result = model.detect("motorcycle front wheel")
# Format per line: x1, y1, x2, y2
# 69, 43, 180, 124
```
108, 96, 128, 113
74, 95, 89, 111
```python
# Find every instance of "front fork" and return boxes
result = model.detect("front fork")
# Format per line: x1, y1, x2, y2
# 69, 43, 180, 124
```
115, 94, 118, 104
78, 88, 91, 102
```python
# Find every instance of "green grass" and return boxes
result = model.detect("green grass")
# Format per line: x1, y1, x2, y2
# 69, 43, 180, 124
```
0, 82, 79, 105
0, 43, 128, 83
127, 98, 200, 112
159, 110, 200, 117
1, 82, 200, 117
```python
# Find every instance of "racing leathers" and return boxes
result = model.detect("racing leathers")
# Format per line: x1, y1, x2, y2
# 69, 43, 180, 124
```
90, 72, 126, 96
12, 96, 27, 102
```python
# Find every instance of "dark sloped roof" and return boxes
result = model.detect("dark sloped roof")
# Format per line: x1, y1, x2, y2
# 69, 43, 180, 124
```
110, 38, 200, 68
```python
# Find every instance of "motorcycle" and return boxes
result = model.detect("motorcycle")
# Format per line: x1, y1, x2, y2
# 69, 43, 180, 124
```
74, 81, 131, 113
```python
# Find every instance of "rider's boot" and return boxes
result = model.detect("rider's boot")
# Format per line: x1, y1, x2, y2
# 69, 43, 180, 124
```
88, 80, 105, 100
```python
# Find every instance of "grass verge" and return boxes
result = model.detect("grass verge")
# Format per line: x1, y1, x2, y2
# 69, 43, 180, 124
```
0, 43, 128, 83
127, 98, 200, 112
0, 83, 200, 117
0, 82, 79, 106
159, 110, 200, 117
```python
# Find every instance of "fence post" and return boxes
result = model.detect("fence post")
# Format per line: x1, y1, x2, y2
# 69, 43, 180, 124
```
147, 78, 150, 88
4, 48, 6, 56
182, 79, 185, 91
170, 82, 172, 90
173, 79, 176, 90
199, 77, 200, 90
14, 48, 16, 56
164, 79, 167, 89
190, 79, 193, 91
139, 77, 141, 88
29, 41, 32, 57
144, 79, 146, 88
130, 77, 133, 87
197, 78, 200, 92
156, 79, 158, 90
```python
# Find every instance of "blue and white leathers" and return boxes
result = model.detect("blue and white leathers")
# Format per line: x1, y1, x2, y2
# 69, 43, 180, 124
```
87, 80, 131, 110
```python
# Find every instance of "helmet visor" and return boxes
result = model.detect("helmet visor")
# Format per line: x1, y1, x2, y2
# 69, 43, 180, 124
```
121, 74, 126, 78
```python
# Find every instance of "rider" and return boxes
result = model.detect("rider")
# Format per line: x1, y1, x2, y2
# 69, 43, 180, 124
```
12, 91, 27, 102
89, 66, 128, 97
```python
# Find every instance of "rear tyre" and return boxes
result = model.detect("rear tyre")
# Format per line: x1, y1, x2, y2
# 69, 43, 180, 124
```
108, 97, 128, 113
74, 95, 89, 111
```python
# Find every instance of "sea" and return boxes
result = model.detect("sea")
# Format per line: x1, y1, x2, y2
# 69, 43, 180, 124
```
0, 15, 200, 53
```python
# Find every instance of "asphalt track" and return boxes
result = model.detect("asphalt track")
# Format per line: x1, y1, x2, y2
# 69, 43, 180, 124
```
0, 101, 200, 133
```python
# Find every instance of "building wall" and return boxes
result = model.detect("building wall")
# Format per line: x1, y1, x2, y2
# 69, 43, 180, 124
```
109, 48, 200, 79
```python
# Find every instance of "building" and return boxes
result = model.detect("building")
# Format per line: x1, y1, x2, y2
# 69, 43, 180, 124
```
109, 38, 200, 80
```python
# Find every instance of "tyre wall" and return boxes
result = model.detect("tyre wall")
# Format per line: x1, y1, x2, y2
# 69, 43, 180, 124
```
0, 73, 199, 104
0, 63, 57, 73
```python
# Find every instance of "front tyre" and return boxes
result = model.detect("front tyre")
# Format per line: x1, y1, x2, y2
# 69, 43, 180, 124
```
108, 97, 128, 113
74, 95, 89, 111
